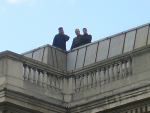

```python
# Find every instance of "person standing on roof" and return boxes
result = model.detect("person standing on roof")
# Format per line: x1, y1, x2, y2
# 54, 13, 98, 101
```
70, 29, 83, 50
81, 28, 92, 45
52, 27, 70, 50
70, 28, 92, 50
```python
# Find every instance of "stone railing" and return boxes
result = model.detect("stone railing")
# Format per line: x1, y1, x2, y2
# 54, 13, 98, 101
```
22, 52, 133, 94
72, 58, 132, 92
0, 51, 67, 93
23, 64, 64, 92
20, 44, 135, 95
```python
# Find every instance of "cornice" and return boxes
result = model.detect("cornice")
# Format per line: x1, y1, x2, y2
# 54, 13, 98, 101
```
0, 102, 42, 113
1, 81, 150, 113
0, 88, 68, 113
69, 83, 150, 113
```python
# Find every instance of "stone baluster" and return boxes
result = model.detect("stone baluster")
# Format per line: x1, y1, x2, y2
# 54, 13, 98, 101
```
50, 75, 55, 90
93, 71, 97, 88
38, 70, 43, 86
128, 59, 132, 76
75, 77, 77, 92
84, 73, 88, 90
124, 60, 127, 78
75, 76, 79, 92
28, 67, 32, 83
33, 69, 38, 85
121, 62, 125, 78
23, 64, 25, 79
57, 77, 60, 90
105, 67, 110, 83
101, 68, 105, 85
114, 63, 118, 81
96, 69, 101, 86
23, 65, 25, 79
78, 76, 81, 91
55, 76, 60, 91
63, 77, 66, 92
72, 76, 76, 92
24, 65, 28, 81
37, 70, 40, 85
119, 61, 123, 79
79, 76, 82, 91
88, 72, 92, 89
109, 65, 114, 82
80, 75, 84, 91
33, 68, 36, 84
47, 74, 50, 89
42, 71, 47, 88
59, 77, 63, 91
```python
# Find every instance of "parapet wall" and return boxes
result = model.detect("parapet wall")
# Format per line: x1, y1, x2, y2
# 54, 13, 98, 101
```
67, 23, 150, 71
22, 45, 67, 71
22, 23, 150, 71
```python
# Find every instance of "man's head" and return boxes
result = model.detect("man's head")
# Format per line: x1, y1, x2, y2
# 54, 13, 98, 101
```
75, 29, 80, 36
83, 28, 88, 34
58, 27, 64, 35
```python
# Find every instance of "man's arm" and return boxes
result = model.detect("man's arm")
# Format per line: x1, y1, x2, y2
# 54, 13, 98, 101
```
52, 35, 57, 46
82, 35, 92, 43
88, 35, 92, 43
64, 35, 70, 41
70, 39, 75, 50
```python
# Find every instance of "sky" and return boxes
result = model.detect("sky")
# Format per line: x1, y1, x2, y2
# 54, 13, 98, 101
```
1, 0, 150, 53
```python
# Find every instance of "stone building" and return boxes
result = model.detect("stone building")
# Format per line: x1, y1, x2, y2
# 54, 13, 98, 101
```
0, 23, 150, 113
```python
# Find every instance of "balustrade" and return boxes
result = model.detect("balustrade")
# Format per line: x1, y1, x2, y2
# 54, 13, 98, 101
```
84, 74, 88, 90
73, 58, 132, 92
23, 57, 132, 93
23, 64, 64, 92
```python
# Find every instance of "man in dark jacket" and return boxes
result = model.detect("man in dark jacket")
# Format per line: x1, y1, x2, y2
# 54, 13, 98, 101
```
81, 28, 92, 45
70, 28, 92, 50
70, 29, 83, 50
52, 27, 70, 50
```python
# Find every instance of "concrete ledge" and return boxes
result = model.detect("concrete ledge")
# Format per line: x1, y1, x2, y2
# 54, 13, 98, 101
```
3, 89, 67, 113
69, 83, 150, 113
6, 76, 66, 106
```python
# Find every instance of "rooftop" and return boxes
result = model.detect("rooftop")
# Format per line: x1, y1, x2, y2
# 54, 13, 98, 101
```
0, 23, 150, 112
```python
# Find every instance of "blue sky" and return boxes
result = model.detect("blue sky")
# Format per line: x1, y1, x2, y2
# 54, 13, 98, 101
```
0, 0, 150, 53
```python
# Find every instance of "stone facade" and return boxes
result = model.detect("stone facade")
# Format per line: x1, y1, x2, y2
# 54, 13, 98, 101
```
1, 23, 150, 112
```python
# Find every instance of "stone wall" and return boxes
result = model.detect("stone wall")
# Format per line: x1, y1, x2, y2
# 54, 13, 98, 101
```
22, 45, 67, 71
